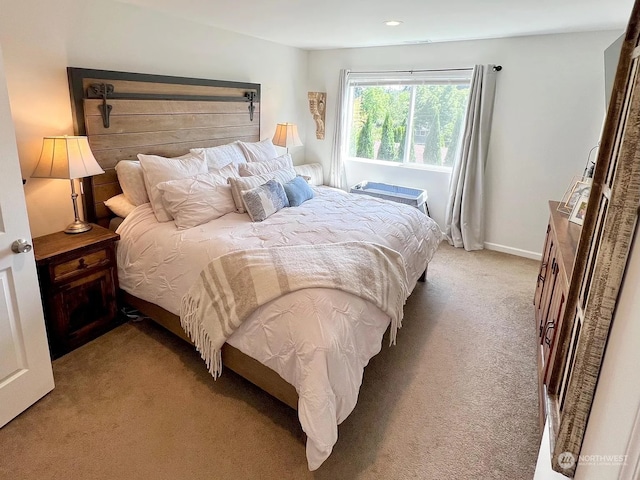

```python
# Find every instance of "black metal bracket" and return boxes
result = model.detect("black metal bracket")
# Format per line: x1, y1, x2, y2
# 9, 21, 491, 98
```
86, 83, 258, 126
88, 83, 114, 128
245, 91, 256, 121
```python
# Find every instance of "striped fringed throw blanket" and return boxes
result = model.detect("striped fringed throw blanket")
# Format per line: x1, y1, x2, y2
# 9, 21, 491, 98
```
180, 241, 409, 379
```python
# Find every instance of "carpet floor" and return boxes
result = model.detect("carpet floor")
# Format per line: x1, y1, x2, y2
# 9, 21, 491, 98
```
0, 244, 542, 480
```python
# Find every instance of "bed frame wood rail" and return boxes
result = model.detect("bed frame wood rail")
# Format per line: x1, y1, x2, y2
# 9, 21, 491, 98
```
122, 292, 299, 409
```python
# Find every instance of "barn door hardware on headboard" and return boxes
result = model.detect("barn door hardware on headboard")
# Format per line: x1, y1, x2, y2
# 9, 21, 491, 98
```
245, 91, 256, 121
88, 83, 114, 128
80, 76, 261, 130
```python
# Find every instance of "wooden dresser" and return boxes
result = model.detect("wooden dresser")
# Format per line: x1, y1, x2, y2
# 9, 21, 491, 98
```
533, 201, 581, 427
33, 225, 121, 358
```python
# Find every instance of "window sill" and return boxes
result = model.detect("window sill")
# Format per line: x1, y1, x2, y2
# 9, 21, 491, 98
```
346, 157, 452, 174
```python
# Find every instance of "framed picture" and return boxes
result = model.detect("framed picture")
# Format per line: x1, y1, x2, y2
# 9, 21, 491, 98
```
569, 193, 589, 226
558, 177, 592, 215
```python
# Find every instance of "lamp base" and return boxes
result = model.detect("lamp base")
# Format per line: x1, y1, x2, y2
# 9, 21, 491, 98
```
64, 220, 92, 234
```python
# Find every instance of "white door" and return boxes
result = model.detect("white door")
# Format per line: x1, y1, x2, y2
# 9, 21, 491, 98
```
0, 44, 54, 427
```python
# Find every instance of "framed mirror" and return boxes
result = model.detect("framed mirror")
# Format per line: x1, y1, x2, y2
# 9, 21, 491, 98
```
545, 2, 640, 475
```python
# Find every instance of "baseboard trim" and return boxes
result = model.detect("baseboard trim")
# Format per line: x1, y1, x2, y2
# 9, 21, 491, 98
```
484, 242, 541, 261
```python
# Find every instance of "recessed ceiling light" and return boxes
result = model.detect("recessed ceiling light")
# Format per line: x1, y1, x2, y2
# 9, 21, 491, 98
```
384, 20, 403, 26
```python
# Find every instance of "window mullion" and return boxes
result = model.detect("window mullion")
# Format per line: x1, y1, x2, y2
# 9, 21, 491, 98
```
404, 86, 417, 164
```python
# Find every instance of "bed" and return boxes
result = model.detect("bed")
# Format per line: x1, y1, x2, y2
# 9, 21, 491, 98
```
68, 68, 442, 470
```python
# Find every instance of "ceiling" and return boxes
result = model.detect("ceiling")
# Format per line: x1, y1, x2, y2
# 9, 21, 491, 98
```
116, 0, 633, 50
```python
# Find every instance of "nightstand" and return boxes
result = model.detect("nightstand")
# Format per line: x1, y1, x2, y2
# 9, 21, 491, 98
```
33, 224, 121, 358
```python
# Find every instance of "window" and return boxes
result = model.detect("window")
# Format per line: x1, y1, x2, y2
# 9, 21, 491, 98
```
345, 70, 472, 168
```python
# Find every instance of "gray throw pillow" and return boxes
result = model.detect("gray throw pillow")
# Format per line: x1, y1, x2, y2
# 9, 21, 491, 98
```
241, 179, 290, 222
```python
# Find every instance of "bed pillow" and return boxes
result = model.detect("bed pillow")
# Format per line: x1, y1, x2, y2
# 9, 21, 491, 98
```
241, 179, 289, 222
227, 175, 270, 214
104, 193, 137, 218
238, 153, 293, 177
284, 176, 315, 207
190, 142, 247, 170
210, 162, 241, 180
272, 168, 296, 185
156, 170, 236, 230
115, 161, 149, 206
238, 138, 278, 162
293, 163, 324, 186
228, 167, 296, 213
138, 153, 207, 222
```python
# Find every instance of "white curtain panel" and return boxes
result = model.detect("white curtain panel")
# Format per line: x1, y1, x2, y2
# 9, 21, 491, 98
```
329, 69, 350, 189
444, 64, 498, 251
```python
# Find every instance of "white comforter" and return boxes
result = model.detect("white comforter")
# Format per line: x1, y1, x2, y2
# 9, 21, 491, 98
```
116, 186, 442, 470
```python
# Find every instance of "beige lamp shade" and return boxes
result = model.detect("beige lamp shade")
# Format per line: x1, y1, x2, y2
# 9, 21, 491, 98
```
31, 136, 104, 179
272, 123, 303, 150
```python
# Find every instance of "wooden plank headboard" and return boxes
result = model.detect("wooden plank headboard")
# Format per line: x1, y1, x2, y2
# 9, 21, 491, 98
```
67, 68, 261, 227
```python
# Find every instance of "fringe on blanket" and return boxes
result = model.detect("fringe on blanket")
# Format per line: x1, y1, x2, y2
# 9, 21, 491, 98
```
181, 294, 223, 379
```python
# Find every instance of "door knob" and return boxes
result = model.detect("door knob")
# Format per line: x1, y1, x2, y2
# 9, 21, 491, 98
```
11, 239, 32, 254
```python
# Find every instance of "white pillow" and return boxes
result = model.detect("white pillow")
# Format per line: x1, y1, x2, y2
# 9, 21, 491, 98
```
115, 161, 149, 206
268, 166, 298, 185
190, 142, 247, 170
104, 193, 136, 218
157, 168, 237, 230
238, 138, 278, 162
293, 163, 324, 186
138, 153, 207, 222
228, 167, 296, 214
211, 162, 240, 180
238, 153, 294, 177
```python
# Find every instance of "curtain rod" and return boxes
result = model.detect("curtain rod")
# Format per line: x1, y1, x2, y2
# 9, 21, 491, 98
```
351, 66, 502, 74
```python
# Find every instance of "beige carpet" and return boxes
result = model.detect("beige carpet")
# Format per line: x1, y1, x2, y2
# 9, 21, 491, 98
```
0, 244, 542, 480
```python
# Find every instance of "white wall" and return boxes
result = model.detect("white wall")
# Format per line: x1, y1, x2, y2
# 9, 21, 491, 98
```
306, 31, 621, 256
0, 0, 308, 237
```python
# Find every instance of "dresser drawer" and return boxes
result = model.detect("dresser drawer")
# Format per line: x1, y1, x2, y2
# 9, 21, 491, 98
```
52, 248, 110, 282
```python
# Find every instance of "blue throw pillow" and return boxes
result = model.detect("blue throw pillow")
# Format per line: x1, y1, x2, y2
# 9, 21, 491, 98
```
284, 176, 314, 207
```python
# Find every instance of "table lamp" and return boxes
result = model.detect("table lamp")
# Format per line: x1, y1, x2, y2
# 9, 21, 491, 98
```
31, 136, 104, 234
272, 123, 303, 153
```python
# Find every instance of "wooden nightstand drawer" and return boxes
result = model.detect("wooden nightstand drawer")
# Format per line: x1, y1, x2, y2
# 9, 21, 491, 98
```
53, 248, 110, 282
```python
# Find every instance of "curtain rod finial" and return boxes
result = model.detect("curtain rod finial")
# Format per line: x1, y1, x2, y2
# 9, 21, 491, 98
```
493, 65, 503, 72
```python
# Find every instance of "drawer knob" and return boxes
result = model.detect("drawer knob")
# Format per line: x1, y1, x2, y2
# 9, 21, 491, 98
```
11, 239, 32, 254
78, 258, 87, 269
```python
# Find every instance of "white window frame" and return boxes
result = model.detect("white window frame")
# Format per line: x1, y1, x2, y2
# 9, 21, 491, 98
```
344, 69, 473, 172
